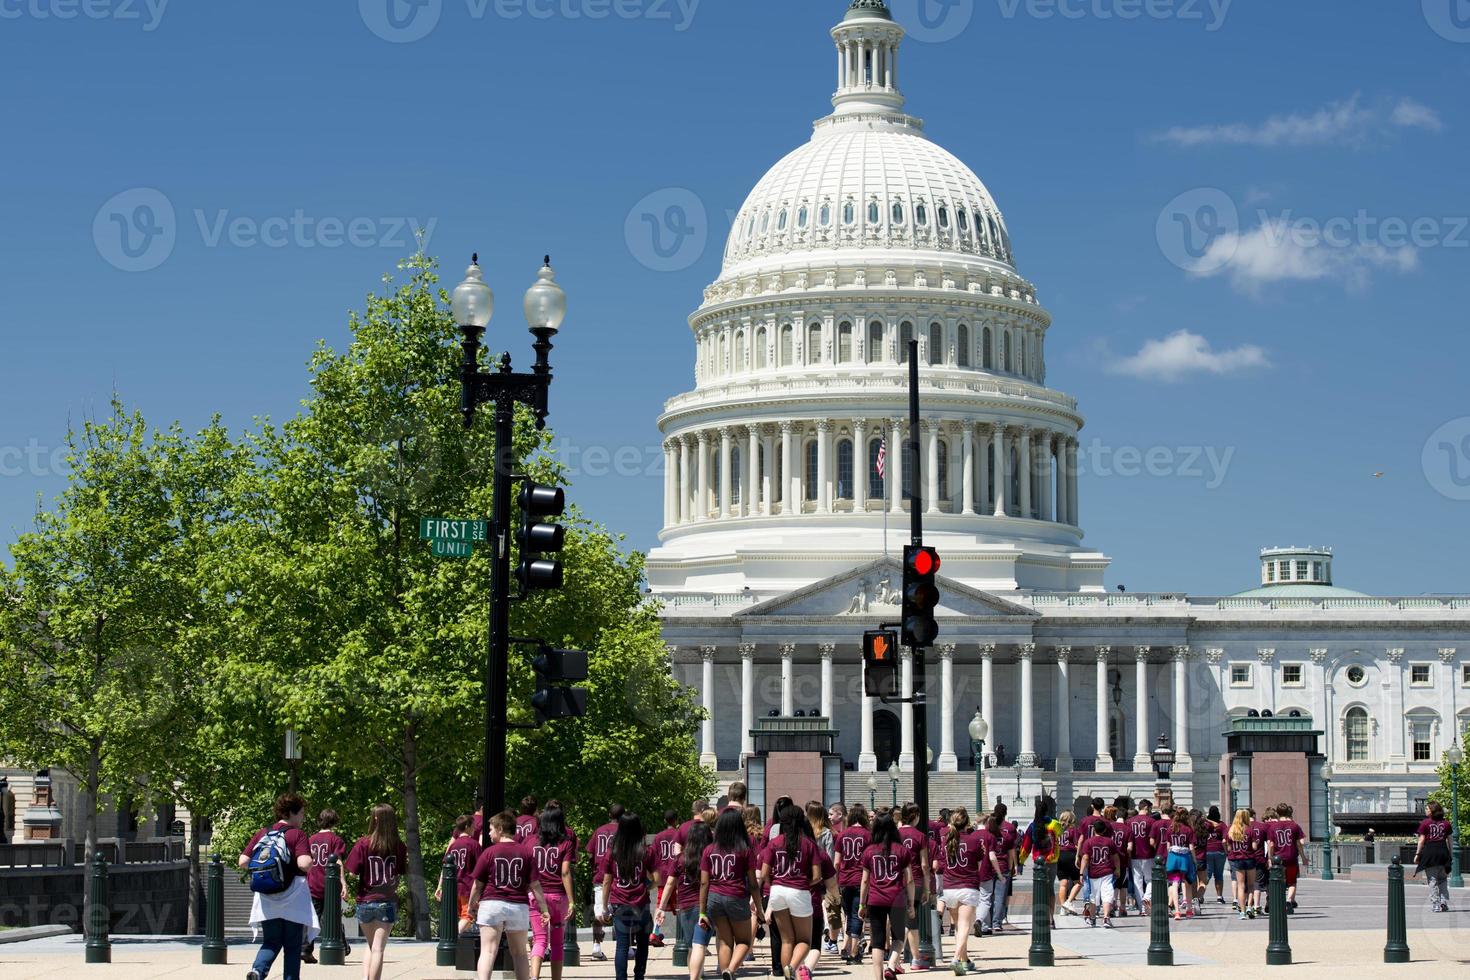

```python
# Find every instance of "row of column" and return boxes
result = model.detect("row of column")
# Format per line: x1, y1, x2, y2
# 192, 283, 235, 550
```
691, 642, 1194, 773
663, 420, 1080, 528
837, 33, 898, 93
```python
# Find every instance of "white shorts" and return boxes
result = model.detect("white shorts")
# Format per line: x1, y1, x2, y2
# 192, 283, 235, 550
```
766, 885, 814, 918
942, 888, 981, 909
477, 899, 530, 932
1086, 877, 1115, 909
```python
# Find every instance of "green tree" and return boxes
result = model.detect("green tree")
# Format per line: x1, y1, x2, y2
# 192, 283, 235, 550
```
1432, 719, 1470, 846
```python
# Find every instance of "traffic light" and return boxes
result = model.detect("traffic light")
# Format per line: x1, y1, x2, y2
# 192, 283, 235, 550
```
532, 647, 588, 723
901, 544, 941, 647
517, 482, 566, 591
863, 629, 899, 698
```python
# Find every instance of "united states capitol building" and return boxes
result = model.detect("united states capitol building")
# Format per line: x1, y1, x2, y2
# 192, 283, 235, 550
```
648, 1, 1468, 825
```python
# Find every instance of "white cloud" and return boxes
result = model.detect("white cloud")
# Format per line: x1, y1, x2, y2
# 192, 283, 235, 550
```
1189, 219, 1419, 293
1155, 94, 1443, 148
1108, 330, 1269, 383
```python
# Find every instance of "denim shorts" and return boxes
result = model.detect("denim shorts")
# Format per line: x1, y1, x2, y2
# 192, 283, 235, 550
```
706, 892, 750, 922
356, 900, 398, 924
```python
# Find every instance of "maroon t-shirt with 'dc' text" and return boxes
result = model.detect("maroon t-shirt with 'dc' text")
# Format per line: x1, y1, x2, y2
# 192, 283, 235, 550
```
444, 834, 484, 900
860, 843, 911, 907
345, 837, 410, 904
836, 827, 871, 887
472, 841, 535, 904
763, 835, 820, 890
701, 845, 753, 899
1082, 835, 1119, 880
307, 830, 348, 900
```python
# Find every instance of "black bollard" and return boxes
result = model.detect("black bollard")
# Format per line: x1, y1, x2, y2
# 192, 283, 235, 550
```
1147, 856, 1173, 966
671, 902, 689, 968
202, 853, 227, 965
437, 853, 459, 966
318, 854, 347, 966
1384, 856, 1410, 964
1028, 860, 1054, 967
562, 904, 581, 967
1265, 857, 1292, 966
84, 850, 111, 964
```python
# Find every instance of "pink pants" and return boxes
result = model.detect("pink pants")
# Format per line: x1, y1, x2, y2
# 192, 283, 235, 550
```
531, 891, 569, 962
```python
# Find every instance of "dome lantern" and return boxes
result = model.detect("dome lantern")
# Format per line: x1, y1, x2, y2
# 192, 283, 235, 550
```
832, 0, 906, 116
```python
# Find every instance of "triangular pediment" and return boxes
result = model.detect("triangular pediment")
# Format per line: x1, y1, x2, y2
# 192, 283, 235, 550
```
736, 557, 1038, 620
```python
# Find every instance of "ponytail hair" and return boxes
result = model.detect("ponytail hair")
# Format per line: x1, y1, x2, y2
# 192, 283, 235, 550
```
946, 807, 970, 865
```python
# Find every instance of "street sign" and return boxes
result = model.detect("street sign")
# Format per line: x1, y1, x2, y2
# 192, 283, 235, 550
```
420, 518, 488, 559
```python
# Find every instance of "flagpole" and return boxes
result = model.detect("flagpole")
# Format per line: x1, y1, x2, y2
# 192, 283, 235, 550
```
882, 444, 889, 560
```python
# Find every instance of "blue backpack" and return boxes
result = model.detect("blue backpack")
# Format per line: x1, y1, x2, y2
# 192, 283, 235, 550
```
248, 829, 293, 895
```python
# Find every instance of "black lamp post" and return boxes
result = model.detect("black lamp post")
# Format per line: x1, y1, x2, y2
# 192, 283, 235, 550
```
969, 710, 988, 813
454, 254, 566, 839
284, 729, 302, 794
1151, 733, 1175, 809
1449, 742, 1464, 889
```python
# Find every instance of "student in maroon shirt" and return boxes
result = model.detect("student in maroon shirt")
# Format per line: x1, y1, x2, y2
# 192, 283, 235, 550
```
238, 792, 314, 980
301, 808, 350, 964
583, 804, 623, 962
1161, 809, 1198, 921
1077, 823, 1120, 928
760, 803, 821, 980
469, 810, 550, 980
1265, 803, 1307, 911
650, 810, 681, 948
529, 806, 576, 980
516, 796, 540, 843
1202, 806, 1227, 906
1225, 809, 1259, 920
858, 811, 915, 980
597, 813, 661, 980
1126, 808, 1157, 915
700, 808, 764, 978
672, 798, 710, 855
896, 803, 932, 966
344, 804, 410, 980
657, 816, 715, 980
435, 815, 483, 937
835, 805, 872, 964
1414, 801, 1454, 913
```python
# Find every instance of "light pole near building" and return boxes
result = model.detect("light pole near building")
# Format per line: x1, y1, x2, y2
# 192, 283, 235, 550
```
1320, 763, 1335, 880
284, 729, 302, 794
868, 775, 877, 811
1449, 742, 1464, 889
969, 710, 988, 813
889, 762, 900, 808
1152, 733, 1175, 811
1230, 775, 1241, 817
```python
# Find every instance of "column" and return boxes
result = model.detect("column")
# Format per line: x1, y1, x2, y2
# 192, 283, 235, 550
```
890, 419, 905, 514
817, 420, 832, 514
980, 643, 995, 765
1055, 646, 1073, 770
700, 646, 717, 768
761, 431, 775, 516
1387, 648, 1406, 765
718, 427, 732, 519
1173, 645, 1193, 770
925, 420, 940, 515
1018, 428, 1032, 519
899, 648, 915, 770
860, 669, 878, 771
780, 422, 795, 516
1066, 438, 1079, 527
695, 431, 710, 520
977, 425, 990, 513
678, 437, 691, 524
938, 644, 958, 771
1134, 646, 1152, 771
819, 643, 835, 720
662, 441, 675, 527
780, 644, 795, 716
853, 419, 868, 513
1018, 643, 1037, 767
991, 424, 1007, 517
745, 425, 760, 517
740, 644, 756, 761
961, 424, 976, 515
1095, 646, 1113, 771
1040, 435, 1054, 522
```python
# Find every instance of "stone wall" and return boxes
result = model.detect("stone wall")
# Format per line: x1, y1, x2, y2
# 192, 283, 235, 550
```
0, 860, 190, 934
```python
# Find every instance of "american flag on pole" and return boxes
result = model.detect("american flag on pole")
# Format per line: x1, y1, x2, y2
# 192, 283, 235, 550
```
875, 438, 887, 478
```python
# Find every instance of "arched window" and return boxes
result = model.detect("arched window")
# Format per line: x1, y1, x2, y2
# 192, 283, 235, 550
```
982, 326, 993, 369
892, 201, 904, 224
838, 321, 853, 363
731, 446, 742, 505
1003, 330, 1013, 372
760, 211, 769, 233
867, 321, 884, 363
928, 322, 943, 365
734, 331, 747, 371
867, 201, 880, 225
868, 437, 885, 501
777, 209, 788, 231
957, 324, 970, 367
938, 205, 950, 230
937, 440, 949, 504
915, 203, 928, 226
804, 440, 819, 502
843, 201, 856, 225
720, 333, 730, 375
807, 323, 823, 365
797, 206, 808, 228
819, 203, 831, 226
836, 439, 854, 501
756, 327, 768, 368
779, 324, 793, 366
899, 321, 914, 362
957, 208, 969, 233
1345, 707, 1370, 762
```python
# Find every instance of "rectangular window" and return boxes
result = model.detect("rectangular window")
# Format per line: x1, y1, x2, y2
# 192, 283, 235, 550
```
1411, 664, 1432, 687
1296, 560, 1309, 579
1266, 564, 1275, 583
1463, 664, 1470, 687
1413, 736, 1432, 762
1282, 664, 1303, 687
1279, 560, 1292, 581
1312, 561, 1323, 580
1231, 664, 1252, 686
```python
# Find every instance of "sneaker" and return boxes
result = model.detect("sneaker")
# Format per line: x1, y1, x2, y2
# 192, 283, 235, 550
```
884, 971, 897, 980
1232, 901, 1240, 911
301, 949, 317, 964
783, 968, 795, 980
723, 972, 736, 980
951, 961, 968, 976
1173, 911, 1181, 922
1286, 905, 1295, 915
797, 966, 813, 980
592, 949, 608, 962
650, 934, 665, 948
1102, 919, 1114, 929
1238, 912, 1247, 921
247, 973, 262, 980
1217, 897, 1226, 905
1441, 904, 1451, 913
824, 941, 838, 955
1086, 917, 1096, 928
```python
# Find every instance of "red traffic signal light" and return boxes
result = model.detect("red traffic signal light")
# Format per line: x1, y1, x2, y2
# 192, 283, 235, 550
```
906, 546, 940, 578
902, 544, 941, 647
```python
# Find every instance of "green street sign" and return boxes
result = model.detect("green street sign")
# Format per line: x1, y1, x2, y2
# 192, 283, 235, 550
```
419, 518, 488, 544
431, 539, 475, 559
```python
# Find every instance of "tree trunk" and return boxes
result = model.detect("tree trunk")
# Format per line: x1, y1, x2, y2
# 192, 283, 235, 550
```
401, 723, 432, 941
82, 741, 100, 937
187, 812, 202, 934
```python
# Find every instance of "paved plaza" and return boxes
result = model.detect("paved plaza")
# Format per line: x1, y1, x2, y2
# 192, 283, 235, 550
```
1, 879, 1464, 979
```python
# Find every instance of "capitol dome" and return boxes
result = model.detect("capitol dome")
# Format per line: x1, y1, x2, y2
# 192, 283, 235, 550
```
648, 0, 1110, 599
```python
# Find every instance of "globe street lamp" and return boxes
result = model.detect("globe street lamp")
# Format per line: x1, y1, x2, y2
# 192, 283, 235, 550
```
968, 710, 989, 813
1229, 775, 1241, 817
889, 762, 900, 808
867, 775, 877, 811
1151, 733, 1175, 811
284, 729, 303, 794
1449, 742, 1464, 889
1320, 763, 1334, 881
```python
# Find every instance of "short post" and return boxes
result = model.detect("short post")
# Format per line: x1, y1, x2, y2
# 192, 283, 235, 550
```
84, 849, 111, 964
318, 854, 346, 966
201, 853, 227, 965
1383, 857, 1410, 964
1147, 857, 1173, 966
1265, 857, 1292, 966
562, 904, 581, 967
1027, 860, 1054, 967
916, 891, 935, 968
671, 903, 689, 969
437, 853, 459, 966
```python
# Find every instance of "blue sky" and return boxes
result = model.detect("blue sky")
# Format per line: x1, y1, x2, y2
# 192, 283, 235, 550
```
1, 0, 1467, 595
